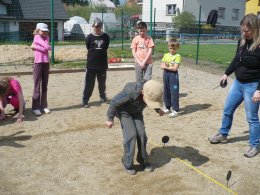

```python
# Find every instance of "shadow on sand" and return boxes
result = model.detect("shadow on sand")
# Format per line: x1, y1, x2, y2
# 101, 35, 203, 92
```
149, 145, 209, 170
0, 131, 32, 148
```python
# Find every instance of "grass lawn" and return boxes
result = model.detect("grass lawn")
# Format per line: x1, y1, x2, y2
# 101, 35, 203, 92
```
154, 43, 237, 68
108, 43, 236, 68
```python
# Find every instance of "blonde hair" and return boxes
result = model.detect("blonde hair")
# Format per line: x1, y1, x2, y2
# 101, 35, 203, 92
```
168, 38, 180, 49
0, 77, 11, 97
33, 29, 40, 36
240, 13, 257, 51
252, 14, 260, 51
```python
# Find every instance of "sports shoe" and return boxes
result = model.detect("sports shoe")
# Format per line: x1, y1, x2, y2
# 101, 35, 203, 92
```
43, 108, 51, 114
142, 162, 153, 172
100, 97, 110, 104
163, 108, 170, 114
122, 158, 136, 175
82, 103, 89, 108
32, 109, 41, 116
208, 133, 227, 144
169, 110, 179, 118
244, 147, 259, 158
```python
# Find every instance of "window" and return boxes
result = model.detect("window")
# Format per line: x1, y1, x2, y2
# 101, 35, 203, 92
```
166, 4, 176, 15
0, 22, 9, 32
218, 7, 225, 19
232, 9, 239, 20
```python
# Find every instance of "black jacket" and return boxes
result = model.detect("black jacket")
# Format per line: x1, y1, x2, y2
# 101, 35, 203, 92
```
225, 39, 260, 90
207, 10, 218, 27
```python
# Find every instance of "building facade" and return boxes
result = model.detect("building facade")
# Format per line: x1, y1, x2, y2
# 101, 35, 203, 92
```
142, 0, 245, 27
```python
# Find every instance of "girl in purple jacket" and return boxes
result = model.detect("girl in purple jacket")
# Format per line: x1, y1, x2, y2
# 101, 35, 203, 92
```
31, 23, 51, 116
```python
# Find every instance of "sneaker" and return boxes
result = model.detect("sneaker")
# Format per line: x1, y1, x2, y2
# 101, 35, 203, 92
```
244, 147, 259, 158
208, 133, 227, 144
142, 162, 153, 172
100, 97, 110, 104
163, 108, 170, 114
32, 109, 41, 116
82, 103, 89, 108
122, 158, 136, 175
43, 108, 51, 114
169, 110, 179, 118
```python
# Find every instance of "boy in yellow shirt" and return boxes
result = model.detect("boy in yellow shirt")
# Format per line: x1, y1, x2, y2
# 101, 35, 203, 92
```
161, 38, 181, 117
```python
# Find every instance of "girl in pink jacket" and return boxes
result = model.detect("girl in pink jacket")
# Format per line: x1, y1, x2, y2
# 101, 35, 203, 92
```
31, 23, 51, 116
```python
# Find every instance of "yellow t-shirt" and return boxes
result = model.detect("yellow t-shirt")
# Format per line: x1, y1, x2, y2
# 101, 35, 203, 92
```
162, 53, 181, 67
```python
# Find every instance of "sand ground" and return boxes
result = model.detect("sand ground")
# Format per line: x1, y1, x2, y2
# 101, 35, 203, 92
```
0, 49, 260, 194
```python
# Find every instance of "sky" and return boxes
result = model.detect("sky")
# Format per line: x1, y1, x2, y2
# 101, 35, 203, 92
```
119, 0, 127, 5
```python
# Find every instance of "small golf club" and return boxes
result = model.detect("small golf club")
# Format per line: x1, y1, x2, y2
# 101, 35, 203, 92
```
226, 170, 232, 187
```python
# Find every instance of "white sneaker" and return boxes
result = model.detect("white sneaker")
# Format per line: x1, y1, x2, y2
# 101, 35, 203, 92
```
163, 108, 170, 114
32, 109, 41, 116
43, 108, 51, 114
169, 110, 179, 118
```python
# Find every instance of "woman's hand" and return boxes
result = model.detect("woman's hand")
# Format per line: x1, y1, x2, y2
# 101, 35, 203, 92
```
252, 90, 260, 102
220, 74, 228, 84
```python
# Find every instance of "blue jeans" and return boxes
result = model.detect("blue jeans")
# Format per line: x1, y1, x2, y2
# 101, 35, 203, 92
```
219, 79, 260, 147
163, 70, 179, 111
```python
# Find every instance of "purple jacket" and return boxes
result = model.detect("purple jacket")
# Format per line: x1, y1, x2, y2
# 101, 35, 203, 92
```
33, 34, 51, 63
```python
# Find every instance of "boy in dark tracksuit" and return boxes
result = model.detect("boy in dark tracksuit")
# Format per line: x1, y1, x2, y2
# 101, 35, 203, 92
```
83, 18, 110, 108
106, 80, 164, 175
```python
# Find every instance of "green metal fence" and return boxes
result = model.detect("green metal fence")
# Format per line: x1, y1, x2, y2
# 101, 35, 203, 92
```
0, 1, 241, 68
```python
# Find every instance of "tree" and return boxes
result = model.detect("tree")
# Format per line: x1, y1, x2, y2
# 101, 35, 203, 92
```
111, 0, 120, 6
172, 11, 196, 29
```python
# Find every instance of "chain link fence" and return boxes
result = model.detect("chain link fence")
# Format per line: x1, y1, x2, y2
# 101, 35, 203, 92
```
0, 1, 240, 68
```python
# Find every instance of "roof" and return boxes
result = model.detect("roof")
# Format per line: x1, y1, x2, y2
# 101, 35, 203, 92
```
90, 0, 116, 8
89, 12, 117, 24
1, 0, 12, 5
6, 0, 68, 20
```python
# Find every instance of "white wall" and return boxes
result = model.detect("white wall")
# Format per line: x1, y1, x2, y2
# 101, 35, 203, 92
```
9, 21, 19, 32
57, 21, 63, 41
142, 0, 184, 23
0, 4, 7, 15
184, 0, 245, 26
142, 0, 245, 26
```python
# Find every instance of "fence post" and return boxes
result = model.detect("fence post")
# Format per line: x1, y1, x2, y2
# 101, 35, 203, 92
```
196, 5, 201, 65
153, 8, 156, 40
50, 0, 54, 64
149, 0, 153, 37
121, 9, 124, 51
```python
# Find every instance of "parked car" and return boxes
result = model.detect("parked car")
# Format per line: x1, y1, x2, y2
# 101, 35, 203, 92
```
63, 29, 71, 37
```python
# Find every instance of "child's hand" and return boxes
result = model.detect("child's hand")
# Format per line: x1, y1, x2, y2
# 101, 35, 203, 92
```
106, 120, 114, 128
16, 114, 24, 123
155, 108, 164, 116
0, 109, 5, 120
139, 61, 146, 69
31, 43, 35, 50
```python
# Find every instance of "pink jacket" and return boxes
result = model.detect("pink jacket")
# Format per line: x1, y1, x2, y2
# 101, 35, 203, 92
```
33, 34, 51, 63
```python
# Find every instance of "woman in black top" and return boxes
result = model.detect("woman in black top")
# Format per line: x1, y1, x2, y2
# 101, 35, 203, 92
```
208, 14, 260, 158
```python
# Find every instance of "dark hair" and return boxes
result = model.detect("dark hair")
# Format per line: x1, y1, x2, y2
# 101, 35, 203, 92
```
0, 77, 10, 97
168, 38, 180, 48
137, 21, 147, 29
